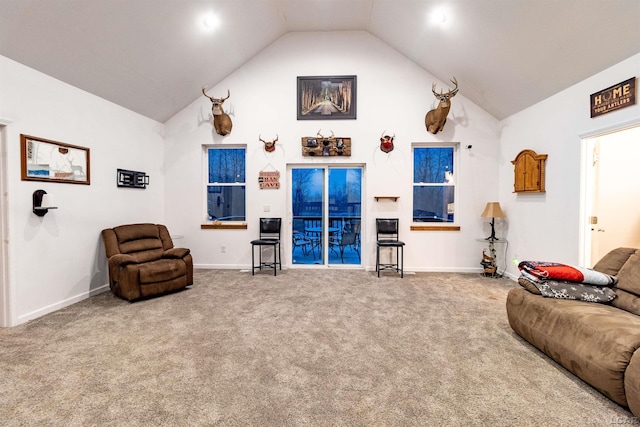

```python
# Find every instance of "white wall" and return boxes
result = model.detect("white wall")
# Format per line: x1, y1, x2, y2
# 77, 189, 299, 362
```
0, 56, 166, 326
499, 53, 640, 278
164, 31, 501, 272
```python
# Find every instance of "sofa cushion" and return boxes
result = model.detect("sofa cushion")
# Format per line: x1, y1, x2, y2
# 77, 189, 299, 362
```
506, 288, 640, 407
616, 251, 640, 297
118, 239, 163, 256
594, 248, 640, 315
593, 247, 638, 276
611, 288, 640, 316
138, 259, 186, 284
625, 351, 640, 419
113, 223, 164, 258
164, 247, 190, 259
114, 223, 160, 243
126, 248, 164, 264
518, 277, 541, 295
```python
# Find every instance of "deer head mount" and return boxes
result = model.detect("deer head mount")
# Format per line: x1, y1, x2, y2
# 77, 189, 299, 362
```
424, 77, 458, 134
202, 87, 233, 136
259, 134, 278, 152
379, 131, 395, 153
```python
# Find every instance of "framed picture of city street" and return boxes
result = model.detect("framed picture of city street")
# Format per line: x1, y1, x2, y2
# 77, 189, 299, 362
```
297, 75, 356, 120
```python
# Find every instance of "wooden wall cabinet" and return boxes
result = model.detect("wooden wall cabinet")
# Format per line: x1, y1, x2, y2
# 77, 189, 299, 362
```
511, 149, 547, 193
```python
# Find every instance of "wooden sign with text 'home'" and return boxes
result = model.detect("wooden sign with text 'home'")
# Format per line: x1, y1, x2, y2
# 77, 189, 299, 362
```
590, 77, 636, 118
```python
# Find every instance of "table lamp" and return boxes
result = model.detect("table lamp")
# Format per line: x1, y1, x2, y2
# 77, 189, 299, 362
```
481, 202, 505, 240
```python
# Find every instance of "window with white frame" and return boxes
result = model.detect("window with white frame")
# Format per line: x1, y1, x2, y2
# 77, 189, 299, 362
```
206, 146, 246, 221
413, 145, 457, 223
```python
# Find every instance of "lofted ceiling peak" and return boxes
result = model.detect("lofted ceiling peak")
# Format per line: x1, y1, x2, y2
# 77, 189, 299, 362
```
1, 0, 638, 123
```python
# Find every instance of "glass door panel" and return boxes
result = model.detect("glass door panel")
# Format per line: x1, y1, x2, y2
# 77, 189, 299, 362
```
328, 168, 362, 265
292, 168, 324, 265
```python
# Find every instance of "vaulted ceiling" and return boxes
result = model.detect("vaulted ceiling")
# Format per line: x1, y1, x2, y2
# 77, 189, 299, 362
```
1, 0, 638, 123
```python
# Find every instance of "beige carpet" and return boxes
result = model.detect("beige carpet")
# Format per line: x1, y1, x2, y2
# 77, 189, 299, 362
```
0, 269, 635, 426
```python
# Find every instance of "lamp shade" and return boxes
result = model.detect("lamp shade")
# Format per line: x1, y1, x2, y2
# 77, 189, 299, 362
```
481, 202, 505, 218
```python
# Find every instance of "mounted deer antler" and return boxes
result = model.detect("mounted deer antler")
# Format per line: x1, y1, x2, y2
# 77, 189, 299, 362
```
259, 134, 278, 153
317, 129, 335, 139
424, 77, 458, 134
202, 87, 232, 136
380, 130, 395, 153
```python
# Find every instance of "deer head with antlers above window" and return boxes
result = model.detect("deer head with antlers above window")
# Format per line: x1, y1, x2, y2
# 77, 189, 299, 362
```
424, 77, 458, 134
202, 87, 233, 136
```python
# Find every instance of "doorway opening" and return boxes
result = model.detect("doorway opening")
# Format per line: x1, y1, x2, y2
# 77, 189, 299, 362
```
580, 123, 640, 267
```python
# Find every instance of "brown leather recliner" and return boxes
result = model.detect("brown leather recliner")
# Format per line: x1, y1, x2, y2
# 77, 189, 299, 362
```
102, 223, 193, 301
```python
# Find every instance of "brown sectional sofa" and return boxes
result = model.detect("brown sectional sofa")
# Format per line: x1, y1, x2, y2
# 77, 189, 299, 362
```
506, 248, 640, 418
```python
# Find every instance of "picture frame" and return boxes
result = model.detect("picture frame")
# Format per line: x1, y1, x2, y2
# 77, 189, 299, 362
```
297, 75, 357, 120
20, 134, 90, 185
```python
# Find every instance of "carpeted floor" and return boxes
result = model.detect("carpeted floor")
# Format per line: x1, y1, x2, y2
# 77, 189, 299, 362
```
0, 269, 635, 426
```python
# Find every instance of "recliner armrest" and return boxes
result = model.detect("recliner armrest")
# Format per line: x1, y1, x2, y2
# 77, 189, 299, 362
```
163, 247, 190, 259
108, 253, 139, 266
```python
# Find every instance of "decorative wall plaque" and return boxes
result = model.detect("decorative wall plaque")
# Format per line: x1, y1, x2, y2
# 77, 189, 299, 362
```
258, 171, 280, 189
117, 169, 149, 189
590, 77, 636, 118
301, 135, 351, 157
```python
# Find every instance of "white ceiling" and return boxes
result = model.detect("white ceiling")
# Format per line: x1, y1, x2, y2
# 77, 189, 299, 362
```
1, 0, 639, 123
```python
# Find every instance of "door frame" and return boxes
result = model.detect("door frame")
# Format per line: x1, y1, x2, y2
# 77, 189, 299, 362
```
287, 163, 365, 269
579, 119, 640, 267
0, 119, 12, 327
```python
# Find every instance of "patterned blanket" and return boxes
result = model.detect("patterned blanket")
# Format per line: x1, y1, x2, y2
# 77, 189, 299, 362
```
518, 261, 617, 286
518, 271, 617, 303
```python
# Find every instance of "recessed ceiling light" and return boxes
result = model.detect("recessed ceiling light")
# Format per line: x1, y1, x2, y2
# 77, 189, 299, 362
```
202, 13, 220, 30
430, 7, 448, 25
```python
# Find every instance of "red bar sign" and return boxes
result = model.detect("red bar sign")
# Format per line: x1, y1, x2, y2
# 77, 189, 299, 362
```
258, 171, 280, 189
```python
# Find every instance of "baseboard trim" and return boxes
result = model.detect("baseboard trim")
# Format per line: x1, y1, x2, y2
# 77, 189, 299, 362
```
195, 263, 250, 270
195, 264, 489, 275
16, 284, 110, 326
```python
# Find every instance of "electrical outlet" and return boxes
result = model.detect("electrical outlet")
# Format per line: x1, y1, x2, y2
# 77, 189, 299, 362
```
221, 245, 226, 253
264, 205, 271, 212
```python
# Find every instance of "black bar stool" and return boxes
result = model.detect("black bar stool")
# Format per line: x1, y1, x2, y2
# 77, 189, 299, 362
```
376, 218, 405, 278
250, 218, 282, 276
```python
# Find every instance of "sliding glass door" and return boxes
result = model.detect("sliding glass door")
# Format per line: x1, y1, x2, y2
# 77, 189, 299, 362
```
327, 168, 361, 265
292, 168, 325, 264
291, 166, 362, 266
